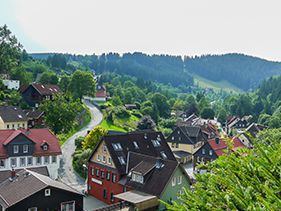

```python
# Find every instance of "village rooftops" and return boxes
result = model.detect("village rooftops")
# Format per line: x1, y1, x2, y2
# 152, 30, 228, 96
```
0, 169, 81, 210
0, 106, 28, 123
20, 83, 60, 96
208, 137, 245, 156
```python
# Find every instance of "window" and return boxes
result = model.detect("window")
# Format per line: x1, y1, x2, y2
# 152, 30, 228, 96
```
61, 201, 75, 211
110, 193, 114, 202
96, 168, 100, 177
112, 143, 122, 151
45, 189, 51, 196
172, 177, 176, 186
36, 157, 41, 165
106, 172, 111, 180
13, 145, 19, 154
197, 156, 200, 163
23, 145, 29, 153
103, 144, 107, 153
178, 130, 180, 134
12, 124, 15, 129
202, 149, 206, 154
52, 156, 57, 163
171, 142, 175, 148
160, 151, 167, 159
7, 124, 9, 129
43, 144, 48, 151
112, 174, 117, 183
172, 136, 175, 140
132, 173, 144, 184
151, 140, 161, 147
44, 156, 49, 164
102, 155, 106, 163
28, 208, 37, 211
209, 150, 213, 156
91, 168, 95, 175
18, 123, 20, 128
101, 171, 105, 179
177, 176, 182, 185
27, 157, 33, 166
176, 143, 179, 148
20, 158, 25, 166
10, 158, 16, 167
133, 141, 139, 149
103, 189, 107, 199
0, 159, 5, 168
22, 123, 25, 128
97, 154, 101, 161
118, 156, 126, 165
108, 157, 112, 165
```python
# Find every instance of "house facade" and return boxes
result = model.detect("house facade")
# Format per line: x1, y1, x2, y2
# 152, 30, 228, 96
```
0, 128, 61, 179
20, 83, 60, 107
93, 84, 107, 102
0, 106, 28, 130
166, 126, 208, 154
0, 169, 83, 211
87, 131, 177, 205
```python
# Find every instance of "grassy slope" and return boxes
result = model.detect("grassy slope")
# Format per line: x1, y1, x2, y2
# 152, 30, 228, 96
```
193, 74, 243, 93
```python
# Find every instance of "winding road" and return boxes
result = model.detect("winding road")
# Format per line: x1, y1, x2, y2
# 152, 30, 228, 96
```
58, 100, 103, 192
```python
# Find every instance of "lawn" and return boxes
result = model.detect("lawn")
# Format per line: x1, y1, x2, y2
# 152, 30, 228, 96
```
100, 119, 127, 132
193, 74, 243, 93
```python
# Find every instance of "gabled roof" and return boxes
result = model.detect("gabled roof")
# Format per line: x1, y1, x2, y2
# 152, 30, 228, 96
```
0, 166, 49, 183
125, 152, 180, 197
208, 137, 245, 156
24, 109, 44, 119
0, 129, 61, 159
0, 169, 82, 209
0, 106, 28, 122
246, 123, 267, 138
90, 131, 176, 175
20, 83, 60, 96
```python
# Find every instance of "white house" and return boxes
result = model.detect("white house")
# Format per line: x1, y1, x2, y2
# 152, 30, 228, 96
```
2, 79, 20, 90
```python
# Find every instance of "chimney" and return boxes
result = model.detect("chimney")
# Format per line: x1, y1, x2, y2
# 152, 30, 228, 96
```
26, 128, 30, 135
215, 137, 220, 144
11, 168, 16, 179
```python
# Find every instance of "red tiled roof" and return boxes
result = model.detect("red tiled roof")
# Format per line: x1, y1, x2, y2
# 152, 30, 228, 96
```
0, 129, 61, 159
95, 90, 107, 98
208, 137, 245, 156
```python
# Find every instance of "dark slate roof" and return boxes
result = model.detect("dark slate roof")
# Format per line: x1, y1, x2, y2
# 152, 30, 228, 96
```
94, 131, 176, 175
246, 123, 267, 138
125, 152, 181, 197
0, 106, 28, 122
24, 109, 44, 119
0, 166, 49, 183
0, 169, 82, 209
20, 83, 60, 96
131, 161, 156, 175
179, 126, 201, 138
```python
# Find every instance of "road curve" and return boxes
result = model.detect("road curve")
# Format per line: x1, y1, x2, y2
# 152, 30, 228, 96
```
58, 100, 103, 192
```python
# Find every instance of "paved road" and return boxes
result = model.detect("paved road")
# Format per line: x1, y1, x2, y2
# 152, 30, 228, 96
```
58, 100, 103, 192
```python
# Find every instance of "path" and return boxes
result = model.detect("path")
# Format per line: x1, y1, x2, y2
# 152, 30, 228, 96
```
58, 99, 103, 192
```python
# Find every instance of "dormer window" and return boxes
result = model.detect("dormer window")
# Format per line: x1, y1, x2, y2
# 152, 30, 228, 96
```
118, 156, 126, 165
133, 141, 139, 149
151, 140, 161, 147
112, 143, 122, 151
131, 172, 144, 184
160, 151, 167, 159
43, 145, 48, 151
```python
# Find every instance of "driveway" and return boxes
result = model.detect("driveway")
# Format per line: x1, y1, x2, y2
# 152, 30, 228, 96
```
58, 100, 103, 192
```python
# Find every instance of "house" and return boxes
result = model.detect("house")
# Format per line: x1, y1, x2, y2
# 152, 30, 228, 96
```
87, 131, 176, 205
173, 150, 192, 164
245, 123, 267, 138
226, 115, 253, 133
0, 106, 28, 130
24, 109, 45, 128
124, 104, 138, 110
0, 128, 61, 179
20, 83, 60, 107
2, 80, 20, 90
193, 137, 245, 170
0, 169, 83, 211
114, 152, 191, 210
93, 84, 108, 102
166, 126, 208, 154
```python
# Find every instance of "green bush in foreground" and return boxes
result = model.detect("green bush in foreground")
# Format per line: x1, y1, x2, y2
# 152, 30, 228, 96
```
165, 129, 281, 210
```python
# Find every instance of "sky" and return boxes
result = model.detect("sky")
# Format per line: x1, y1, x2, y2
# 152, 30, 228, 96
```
1, 0, 281, 61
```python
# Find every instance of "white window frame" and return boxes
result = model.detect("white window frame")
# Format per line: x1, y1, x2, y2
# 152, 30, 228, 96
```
23, 145, 29, 153
52, 156, 57, 163
43, 145, 48, 151
97, 154, 101, 162
27, 157, 33, 166
202, 149, 206, 155
20, 157, 26, 167
10, 157, 17, 167
108, 157, 112, 165
45, 189, 51, 196
13, 145, 19, 154
209, 150, 213, 156
61, 201, 75, 211
172, 177, 176, 186
44, 156, 49, 164
36, 156, 41, 165
102, 155, 106, 163
177, 176, 182, 185
0, 159, 5, 168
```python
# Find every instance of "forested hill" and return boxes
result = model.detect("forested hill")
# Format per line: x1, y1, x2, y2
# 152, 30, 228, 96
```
184, 53, 281, 91
31, 52, 193, 87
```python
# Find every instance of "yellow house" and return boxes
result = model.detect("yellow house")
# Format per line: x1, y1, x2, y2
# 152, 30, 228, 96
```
166, 126, 207, 154
0, 106, 28, 129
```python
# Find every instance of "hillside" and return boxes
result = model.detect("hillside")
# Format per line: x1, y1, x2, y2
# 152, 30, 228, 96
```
185, 53, 281, 91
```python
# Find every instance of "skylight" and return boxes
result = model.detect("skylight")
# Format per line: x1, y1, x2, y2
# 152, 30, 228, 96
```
18, 115, 22, 119
160, 151, 167, 159
112, 143, 123, 151
118, 156, 126, 165
151, 140, 161, 147
133, 141, 139, 149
